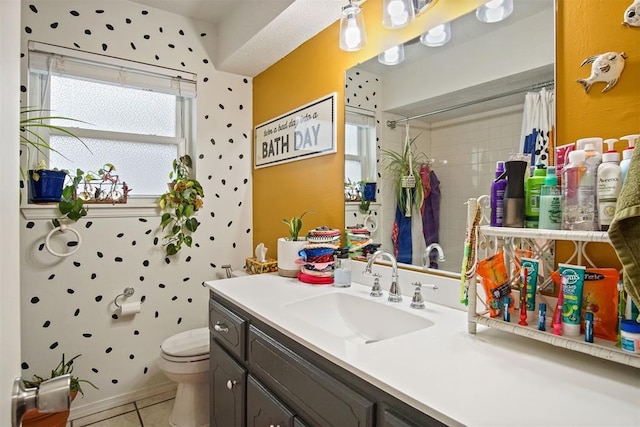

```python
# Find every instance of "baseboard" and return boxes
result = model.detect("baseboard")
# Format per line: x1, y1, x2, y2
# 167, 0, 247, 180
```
69, 382, 177, 420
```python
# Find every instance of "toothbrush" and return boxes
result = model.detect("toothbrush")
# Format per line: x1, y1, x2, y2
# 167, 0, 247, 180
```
552, 276, 566, 335
519, 267, 528, 326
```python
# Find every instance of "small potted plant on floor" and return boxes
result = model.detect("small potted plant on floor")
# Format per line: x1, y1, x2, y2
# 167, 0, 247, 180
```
158, 155, 204, 256
22, 354, 98, 427
277, 212, 312, 277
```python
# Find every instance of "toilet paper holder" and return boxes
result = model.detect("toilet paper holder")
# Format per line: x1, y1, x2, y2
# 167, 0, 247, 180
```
114, 287, 135, 308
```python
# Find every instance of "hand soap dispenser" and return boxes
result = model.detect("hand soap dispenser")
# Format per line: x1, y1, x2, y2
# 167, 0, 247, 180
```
502, 160, 528, 228
619, 134, 639, 184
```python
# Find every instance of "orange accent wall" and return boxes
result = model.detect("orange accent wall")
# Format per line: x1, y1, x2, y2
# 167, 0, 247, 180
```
555, 0, 640, 272
253, 0, 486, 255
556, 0, 640, 153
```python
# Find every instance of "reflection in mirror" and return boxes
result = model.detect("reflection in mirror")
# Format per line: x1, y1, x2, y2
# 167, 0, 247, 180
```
344, 0, 554, 276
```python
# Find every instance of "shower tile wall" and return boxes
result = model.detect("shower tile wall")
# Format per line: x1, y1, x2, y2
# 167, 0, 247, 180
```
19, 0, 252, 417
429, 105, 524, 272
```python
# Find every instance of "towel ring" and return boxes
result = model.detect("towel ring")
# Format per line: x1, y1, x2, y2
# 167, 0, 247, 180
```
114, 287, 135, 308
44, 224, 81, 257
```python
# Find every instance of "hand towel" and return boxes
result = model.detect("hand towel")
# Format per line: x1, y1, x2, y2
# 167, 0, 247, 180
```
608, 145, 640, 309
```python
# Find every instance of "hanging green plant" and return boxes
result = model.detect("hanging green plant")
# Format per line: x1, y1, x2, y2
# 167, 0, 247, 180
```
158, 155, 204, 256
380, 132, 428, 216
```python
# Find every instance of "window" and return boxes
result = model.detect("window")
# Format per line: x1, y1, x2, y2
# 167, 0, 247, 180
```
27, 42, 197, 200
345, 108, 376, 185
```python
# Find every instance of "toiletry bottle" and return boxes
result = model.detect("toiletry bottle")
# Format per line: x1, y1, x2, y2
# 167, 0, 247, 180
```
619, 134, 638, 184
502, 160, 528, 228
562, 149, 587, 230
597, 139, 622, 231
490, 161, 507, 227
539, 166, 562, 230
525, 164, 546, 228
583, 142, 602, 229
333, 247, 351, 287
585, 312, 594, 343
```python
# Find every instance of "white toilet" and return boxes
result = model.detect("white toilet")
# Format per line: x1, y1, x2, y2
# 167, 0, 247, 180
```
158, 327, 210, 427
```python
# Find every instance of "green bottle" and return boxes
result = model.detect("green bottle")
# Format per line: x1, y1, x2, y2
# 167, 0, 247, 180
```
525, 164, 546, 228
539, 166, 562, 230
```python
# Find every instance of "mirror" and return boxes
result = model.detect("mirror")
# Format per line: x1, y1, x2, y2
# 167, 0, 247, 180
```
344, 0, 555, 276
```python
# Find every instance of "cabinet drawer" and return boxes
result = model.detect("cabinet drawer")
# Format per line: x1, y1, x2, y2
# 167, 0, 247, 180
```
249, 326, 374, 427
210, 298, 247, 360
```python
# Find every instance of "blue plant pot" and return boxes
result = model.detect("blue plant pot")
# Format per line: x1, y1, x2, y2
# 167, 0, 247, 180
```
29, 169, 66, 203
363, 182, 377, 201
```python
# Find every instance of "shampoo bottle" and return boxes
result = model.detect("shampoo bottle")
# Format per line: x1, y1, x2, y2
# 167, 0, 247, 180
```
539, 166, 562, 230
525, 164, 546, 228
619, 135, 638, 184
597, 139, 622, 231
490, 161, 507, 227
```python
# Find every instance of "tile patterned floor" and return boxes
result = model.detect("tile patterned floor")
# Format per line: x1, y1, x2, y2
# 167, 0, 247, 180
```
69, 390, 175, 426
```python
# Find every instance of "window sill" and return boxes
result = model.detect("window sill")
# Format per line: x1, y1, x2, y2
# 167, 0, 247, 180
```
21, 201, 160, 220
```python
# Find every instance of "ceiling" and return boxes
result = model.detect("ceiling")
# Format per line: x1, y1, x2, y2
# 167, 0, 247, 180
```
129, 0, 346, 77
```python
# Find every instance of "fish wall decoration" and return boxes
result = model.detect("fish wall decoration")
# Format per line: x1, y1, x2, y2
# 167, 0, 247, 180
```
624, 0, 640, 26
576, 51, 627, 94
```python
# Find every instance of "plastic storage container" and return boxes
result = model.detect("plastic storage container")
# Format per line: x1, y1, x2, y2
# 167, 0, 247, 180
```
620, 319, 640, 354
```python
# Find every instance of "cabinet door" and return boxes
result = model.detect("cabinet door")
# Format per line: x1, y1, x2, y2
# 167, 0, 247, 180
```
211, 339, 246, 427
247, 375, 295, 427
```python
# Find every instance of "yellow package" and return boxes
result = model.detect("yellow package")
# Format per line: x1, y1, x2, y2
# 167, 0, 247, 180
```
476, 251, 511, 318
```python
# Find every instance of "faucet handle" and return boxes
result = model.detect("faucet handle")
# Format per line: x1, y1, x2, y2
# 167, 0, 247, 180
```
410, 281, 438, 309
370, 274, 383, 297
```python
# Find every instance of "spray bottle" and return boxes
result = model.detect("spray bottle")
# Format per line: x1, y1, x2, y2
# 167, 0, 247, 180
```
619, 135, 639, 184
597, 139, 622, 231
490, 161, 507, 227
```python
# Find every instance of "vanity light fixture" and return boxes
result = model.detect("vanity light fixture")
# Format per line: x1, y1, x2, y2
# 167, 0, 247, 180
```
382, 0, 415, 29
378, 44, 405, 65
476, 0, 514, 23
419, 22, 451, 47
339, 0, 367, 51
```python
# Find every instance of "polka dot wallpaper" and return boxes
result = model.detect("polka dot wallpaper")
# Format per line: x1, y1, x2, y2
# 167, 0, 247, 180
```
19, 0, 252, 412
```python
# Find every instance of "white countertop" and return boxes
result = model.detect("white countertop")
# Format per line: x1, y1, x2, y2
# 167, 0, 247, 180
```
205, 273, 640, 426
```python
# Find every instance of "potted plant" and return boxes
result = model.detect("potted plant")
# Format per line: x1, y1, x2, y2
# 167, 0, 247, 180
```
158, 155, 204, 256
22, 354, 98, 427
277, 212, 313, 277
380, 133, 428, 217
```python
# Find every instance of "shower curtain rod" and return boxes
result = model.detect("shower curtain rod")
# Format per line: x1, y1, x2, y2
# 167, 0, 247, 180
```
386, 80, 554, 129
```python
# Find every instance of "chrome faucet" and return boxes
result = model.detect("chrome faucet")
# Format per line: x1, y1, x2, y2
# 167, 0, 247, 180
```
363, 250, 402, 302
423, 243, 445, 268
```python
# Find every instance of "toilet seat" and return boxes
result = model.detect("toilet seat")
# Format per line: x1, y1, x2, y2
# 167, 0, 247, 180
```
161, 327, 209, 362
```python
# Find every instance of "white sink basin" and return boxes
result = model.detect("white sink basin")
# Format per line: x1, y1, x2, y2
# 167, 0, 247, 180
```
283, 292, 433, 344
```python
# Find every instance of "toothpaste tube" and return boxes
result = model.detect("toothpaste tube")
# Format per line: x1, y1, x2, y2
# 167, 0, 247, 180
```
560, 263, 586, 337
521, 257, 540, 321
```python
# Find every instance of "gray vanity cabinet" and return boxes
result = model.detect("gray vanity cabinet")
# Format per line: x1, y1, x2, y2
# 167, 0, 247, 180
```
209, 291, 446, 427
247, 375, 295, 427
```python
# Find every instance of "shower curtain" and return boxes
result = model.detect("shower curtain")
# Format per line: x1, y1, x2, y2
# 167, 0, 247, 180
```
520, 87, 554, 167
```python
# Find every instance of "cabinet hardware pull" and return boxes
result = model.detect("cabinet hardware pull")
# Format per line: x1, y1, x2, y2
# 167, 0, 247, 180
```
226, 379, 237, 390
214, 321, 229, 333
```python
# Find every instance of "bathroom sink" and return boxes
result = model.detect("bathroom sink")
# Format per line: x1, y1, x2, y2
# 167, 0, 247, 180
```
283, 292, 433, 344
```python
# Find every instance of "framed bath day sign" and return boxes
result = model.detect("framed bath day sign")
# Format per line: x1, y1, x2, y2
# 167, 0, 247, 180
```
254, 93, 337, 168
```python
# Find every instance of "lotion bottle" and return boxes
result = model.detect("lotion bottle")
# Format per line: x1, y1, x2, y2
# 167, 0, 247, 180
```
490, 161, 507, 227
597, 139, 622, 231
619, 134, 638, 184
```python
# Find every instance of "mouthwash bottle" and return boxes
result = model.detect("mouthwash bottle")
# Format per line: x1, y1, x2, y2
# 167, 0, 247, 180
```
539, 166, 562, 230
525, 164, 546, 228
